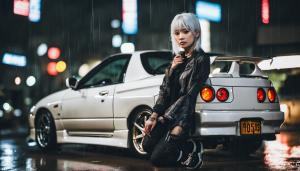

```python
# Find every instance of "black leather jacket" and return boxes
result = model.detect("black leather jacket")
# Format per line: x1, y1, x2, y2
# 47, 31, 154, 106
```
153, 49, 210, 129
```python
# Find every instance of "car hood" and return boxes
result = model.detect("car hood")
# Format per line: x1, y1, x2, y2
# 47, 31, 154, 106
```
35, 89, 68, 107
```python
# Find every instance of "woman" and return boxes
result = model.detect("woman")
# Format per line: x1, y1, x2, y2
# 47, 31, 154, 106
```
142, 13, 210, 169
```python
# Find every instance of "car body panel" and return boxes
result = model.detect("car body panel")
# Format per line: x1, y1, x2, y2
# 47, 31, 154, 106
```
60, 85, 115, 132
194, 110, 283, 136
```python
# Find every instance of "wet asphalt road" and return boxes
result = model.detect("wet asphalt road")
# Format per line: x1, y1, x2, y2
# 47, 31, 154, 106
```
1, 126, 300, 171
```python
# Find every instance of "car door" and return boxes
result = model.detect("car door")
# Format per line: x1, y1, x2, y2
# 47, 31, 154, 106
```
60, 54, 131, 135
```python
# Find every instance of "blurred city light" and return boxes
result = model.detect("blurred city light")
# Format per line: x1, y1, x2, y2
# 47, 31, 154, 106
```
212, 67, 221, 74
2, 53, 27, 67
0, 110, 3, 117
27, 141, 37, 147
37, 43, 48, 56
3, 103, 12, 112
13, 0, 29, 16
56, 61, 67, 73
13, 109, 22, 117
122, 0, 138, 34
29, 0, 42, 22
120, 42, 135, 53
14, 76, 21, 85
280, 104, 288, 113
26, 76, 36, 87
112, 35, 122, 47
258, 55, 300, 70
262, 0, 270, 24
25, 97, 32, 106
196, 1, 221, 22
78, 64, 90, 77
48, 47, 61, 60
111, 19, 121, 28
47, 62, 58, 76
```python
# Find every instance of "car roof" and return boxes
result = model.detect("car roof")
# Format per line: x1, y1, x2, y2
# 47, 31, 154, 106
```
113, 50, 270, 64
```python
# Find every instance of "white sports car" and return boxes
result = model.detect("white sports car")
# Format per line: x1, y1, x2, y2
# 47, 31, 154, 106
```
28, 50, 284, 156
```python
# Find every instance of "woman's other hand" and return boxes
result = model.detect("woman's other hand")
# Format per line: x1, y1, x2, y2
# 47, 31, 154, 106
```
171, 55, 183, 69
143, 112, 158, 136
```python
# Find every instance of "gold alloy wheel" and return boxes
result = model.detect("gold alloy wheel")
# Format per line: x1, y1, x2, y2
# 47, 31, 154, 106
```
132, 109, 151, 155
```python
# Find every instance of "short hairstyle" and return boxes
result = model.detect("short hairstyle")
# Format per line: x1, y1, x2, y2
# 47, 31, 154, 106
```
170, 13, 202, 55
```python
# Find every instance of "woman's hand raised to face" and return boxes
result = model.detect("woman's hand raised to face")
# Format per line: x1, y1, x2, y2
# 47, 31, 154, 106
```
171, 55, 184, 69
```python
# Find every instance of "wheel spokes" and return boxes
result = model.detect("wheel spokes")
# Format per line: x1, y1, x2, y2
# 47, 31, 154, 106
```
36, 113, 51, 147
133, 134, 143, 140
132, 111, 152, 155
134, 122, 144, 133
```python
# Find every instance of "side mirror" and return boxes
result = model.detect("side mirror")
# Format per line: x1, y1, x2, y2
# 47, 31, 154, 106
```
66, 77, 78, 90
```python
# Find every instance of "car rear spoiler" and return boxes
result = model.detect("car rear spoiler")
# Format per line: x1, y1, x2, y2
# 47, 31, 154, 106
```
206, 54, 270, 78
208, 55, 270, 64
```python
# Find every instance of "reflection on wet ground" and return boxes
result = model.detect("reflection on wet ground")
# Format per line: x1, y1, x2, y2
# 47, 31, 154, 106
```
264, 132, 300, 171
1, 129, 300, 171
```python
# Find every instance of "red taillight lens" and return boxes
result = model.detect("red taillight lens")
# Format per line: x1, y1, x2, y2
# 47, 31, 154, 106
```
257, 88, 266, 103
267, 87, 276, 103
216, 88, 229, 102
200, 86, 215, 102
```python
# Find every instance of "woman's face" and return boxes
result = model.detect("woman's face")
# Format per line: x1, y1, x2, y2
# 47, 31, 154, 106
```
174, 28, 197, 51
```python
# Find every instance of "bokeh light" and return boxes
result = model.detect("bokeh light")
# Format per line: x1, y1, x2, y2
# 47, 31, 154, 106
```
56, 61, 67, 73
120, 42, 135, 53
14, 76, 21, 85
48, 47, 61, 59
47, 62, 58, 76
37, 43, 48, 56
26, 76, 36, 87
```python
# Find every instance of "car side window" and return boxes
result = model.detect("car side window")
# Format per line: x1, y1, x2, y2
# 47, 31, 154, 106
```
81, 55, 130, 88
140, 52, 173, 75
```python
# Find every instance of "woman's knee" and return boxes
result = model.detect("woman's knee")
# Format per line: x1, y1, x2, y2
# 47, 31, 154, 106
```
170, 126, 183, 136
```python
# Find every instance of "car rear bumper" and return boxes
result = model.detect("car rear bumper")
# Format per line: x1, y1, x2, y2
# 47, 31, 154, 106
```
194, 110, 284, 137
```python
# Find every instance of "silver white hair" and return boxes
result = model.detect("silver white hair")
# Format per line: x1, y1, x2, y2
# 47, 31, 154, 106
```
170, 13, 202, 54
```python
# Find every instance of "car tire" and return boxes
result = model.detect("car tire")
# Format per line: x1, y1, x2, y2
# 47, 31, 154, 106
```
229, 138, 262, 156
129, 108, 152, 157
35, 110, 57, 151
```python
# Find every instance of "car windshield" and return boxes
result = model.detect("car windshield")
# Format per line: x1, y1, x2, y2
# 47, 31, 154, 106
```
140, 51, 173, 75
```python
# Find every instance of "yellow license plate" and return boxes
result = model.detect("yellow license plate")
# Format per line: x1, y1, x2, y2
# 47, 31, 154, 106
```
240, 120, 261, 135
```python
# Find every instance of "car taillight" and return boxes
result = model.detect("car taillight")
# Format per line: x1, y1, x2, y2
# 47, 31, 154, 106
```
257, 88, 266, 103
200, 86, 215, 102
267, 87, 276, 103
216, 88, 229, 102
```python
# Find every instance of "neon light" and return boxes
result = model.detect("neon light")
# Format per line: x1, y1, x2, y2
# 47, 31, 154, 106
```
2, 53, 27, 67
262, 0, 269, 24
122, 0, 138, 34
14, 0, 30, 16
196, 1, 221, 22
29, 0, 42, 22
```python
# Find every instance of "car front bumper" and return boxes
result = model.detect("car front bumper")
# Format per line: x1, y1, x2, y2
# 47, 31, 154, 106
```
194, 110, 284, 137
